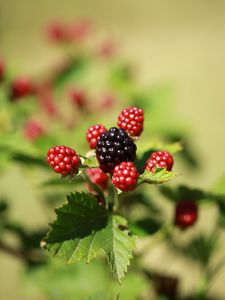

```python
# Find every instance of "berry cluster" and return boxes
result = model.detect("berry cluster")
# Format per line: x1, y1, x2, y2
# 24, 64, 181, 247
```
47, 107, 175, 193
47, 145, 80, 175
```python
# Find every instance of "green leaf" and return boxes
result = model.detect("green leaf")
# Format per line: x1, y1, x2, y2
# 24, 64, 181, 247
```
46, 192, 108, 244
0, 200, 8, 215
12, 153, 47, 168
139, 168, 179, 185
130, 217, 161, 236
45, 192, 135, 282
213, 174, 225, 195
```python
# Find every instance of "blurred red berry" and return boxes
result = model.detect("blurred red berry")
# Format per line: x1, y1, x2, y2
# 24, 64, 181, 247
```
112, 162, 139, 192
69, 88, 87, 109
117, 106, 144, 137
100, 93, 115, 110
145, 151, 174, 173
0, 59, 5, 81
175, 200, 198, 229
35, 83, 58, 117
86, 124, 107, 149
86, 168, 109, 190
47, 145, 80, 175
47, 22, 69, 42
47, 20, 92, 43
98, 39, 116, 59
24, 120, 45, 141
10, 77, 33, 100
68, 20, 92, 42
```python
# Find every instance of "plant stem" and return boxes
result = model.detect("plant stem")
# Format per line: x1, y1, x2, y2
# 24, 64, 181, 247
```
196, 273, 209, 299
0, 240, 45, 264
113, 186, 119, 212
0, 240, 26, 260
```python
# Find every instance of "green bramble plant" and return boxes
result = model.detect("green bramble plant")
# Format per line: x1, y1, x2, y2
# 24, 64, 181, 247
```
0, 18, 225, 300
43, 106, 179, 282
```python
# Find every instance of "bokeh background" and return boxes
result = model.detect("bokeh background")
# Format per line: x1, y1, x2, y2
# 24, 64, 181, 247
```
0, 0, 225, 299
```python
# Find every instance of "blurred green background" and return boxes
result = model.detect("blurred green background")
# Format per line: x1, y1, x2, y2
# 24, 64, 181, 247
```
0, 0, 225, 299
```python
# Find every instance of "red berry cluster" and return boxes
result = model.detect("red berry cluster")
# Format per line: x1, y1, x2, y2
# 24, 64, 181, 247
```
112, 162, 139, 192
86, 168, 109, 190
47, 145, 80, 175
86, 124, 107, 149
145, 151, 174, 173
47, 107, 175, 193
117, 106, 144, 137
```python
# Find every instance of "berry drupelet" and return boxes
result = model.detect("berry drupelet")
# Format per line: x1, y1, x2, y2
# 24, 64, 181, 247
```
175, 200, 198, 229
86, 168, 109, 190
86, 124, 107, 149
112, 162, 139, 192
117, 106, 144, 137
96, 127, 137, 174
47, 145, 79, 175
145, 151, 174, 173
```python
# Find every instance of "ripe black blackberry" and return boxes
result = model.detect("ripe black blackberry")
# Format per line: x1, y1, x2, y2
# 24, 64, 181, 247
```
96, 127, 137, 173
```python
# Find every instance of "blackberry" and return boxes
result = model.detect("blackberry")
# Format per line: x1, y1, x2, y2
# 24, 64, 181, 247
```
96, 127, 136, 173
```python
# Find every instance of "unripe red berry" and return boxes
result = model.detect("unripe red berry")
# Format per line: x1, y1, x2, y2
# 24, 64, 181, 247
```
86, 168, 109, 190
175, 200, 198, 229
98, 39, 116, 59
112, 162, 139, 192
117, 106, 144, 137
47, 145, 79, 175
69, 88, 87, 109
86, 124, 107, 149
68, 20, 92, 42
99, 93, 115, 110
24, 120, 45, 141
0, 59, 5, 81
10, 77, 33, 100
47, 22, 69, 42
35, 83, 58, 117
145, 151, 174, 173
